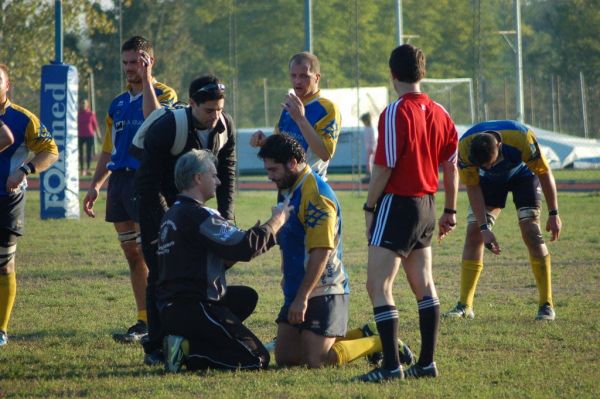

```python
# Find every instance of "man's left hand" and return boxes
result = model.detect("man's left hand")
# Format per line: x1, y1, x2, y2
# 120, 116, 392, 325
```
438, 213, 457, 241
287, 296, 308, 325
282, 93, 305, 122
6, 169, 25, 192
138, 50, 153, 83
364, 211, 374, 241
546, 214, 562, 241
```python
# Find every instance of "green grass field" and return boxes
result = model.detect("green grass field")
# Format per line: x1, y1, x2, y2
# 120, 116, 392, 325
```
1, 190, 599, 398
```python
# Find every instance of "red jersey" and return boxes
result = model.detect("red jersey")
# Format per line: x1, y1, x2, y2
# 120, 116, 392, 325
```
374, 92, 458, 196
78, 109, 98, 138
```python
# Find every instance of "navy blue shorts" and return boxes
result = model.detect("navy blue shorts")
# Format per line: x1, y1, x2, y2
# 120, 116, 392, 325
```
276, 294, 348, 337
369, 193, 436, 257
0, 191, 25, 236
480, 174, 542, 209
105, 169, 139, 223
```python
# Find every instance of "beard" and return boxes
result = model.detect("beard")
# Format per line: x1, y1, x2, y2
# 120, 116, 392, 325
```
274, 169, 297, 190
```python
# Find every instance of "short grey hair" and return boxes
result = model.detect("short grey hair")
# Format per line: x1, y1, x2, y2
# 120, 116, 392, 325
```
174, 149, 217, 192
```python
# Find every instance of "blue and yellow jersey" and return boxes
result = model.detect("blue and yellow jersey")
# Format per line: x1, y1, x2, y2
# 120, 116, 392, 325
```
276, 165, 349, 305
275, 90, 341, 178
458, 120, 549, 186
102, 81, 176, 171
0, 99, 58, 196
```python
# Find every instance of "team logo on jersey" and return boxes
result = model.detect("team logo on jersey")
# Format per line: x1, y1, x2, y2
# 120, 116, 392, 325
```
213, 220, 237, 242
115, 121, 124, 132
305, 201, 327, 228
322, 119, 339, 139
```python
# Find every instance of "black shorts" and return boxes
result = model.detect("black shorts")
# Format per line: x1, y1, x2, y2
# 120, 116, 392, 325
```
0, 192, 25, 236
369, 193, 435, 257
276, 294, 349, 337
105, 169, 139, 223
480, 174, 542, 209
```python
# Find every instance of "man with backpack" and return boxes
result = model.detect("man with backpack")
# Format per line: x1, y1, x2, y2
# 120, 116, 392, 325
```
134, 74, 236, 365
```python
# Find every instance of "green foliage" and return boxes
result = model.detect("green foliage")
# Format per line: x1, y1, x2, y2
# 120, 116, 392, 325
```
0, 190, 599, 398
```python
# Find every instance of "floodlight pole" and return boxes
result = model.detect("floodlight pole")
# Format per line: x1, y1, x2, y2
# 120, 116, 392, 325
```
54, 0, 63, 64
515, 0, 525, 123
395, 0, 403, 45
304, 0, 313, 52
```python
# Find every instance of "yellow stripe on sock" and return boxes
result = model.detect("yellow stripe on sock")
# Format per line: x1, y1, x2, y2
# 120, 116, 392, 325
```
137, 309, 147, 323
529, 254, 553, 307
331, 336, 382, 366
460, 259, 483, 309
0, 272, 17, 333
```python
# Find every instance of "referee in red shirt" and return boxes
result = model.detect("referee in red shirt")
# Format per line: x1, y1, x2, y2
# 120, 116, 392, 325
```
354, 44, 459, 382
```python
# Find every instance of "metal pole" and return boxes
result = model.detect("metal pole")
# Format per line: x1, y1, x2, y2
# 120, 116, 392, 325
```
263, 78, 269, 127
395, 0, 403, 46
304, 0, 313, 52
551, 75, 557, 131
580, 71, 589, 138
54, 0, 63, 63
515, 0, 525, 122
119, 0, 124, 91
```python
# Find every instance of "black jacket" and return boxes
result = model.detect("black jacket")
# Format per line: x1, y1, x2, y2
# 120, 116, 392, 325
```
135, 107, 236, 231
156, 195, 277, 303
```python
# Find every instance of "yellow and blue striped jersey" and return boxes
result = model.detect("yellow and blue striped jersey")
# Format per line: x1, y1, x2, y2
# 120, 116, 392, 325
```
0, 99, 58, 196
277, 165, 349, 305
102, 81, 176, 171
275, 90, 341, 178
458, 120, 549, 186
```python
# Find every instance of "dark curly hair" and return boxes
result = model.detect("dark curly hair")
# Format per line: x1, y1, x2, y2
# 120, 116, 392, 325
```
257, 134, 306, 164
121, 36, 153, 57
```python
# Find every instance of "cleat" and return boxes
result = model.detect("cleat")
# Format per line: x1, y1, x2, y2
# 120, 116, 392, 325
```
112, 320, 148, 343
443, 302, 474, 319
353, 366, 403, 383
0, 331, 7, 347
144, 349, 164, 366
360, 322, 377, 337
367, 340, 415, 367
535, 302, 555, 321
164, 335, 185, 373
405, 362, 439, 378
398, 340, 416, 366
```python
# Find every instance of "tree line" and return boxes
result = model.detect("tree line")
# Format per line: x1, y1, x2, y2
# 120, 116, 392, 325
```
1, 0, 598, 136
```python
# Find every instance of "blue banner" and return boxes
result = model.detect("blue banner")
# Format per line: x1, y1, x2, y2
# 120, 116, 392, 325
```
39, 63, 79, 219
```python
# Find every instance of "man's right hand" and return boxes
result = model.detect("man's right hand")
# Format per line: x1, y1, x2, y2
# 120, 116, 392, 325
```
481, 229, 501, 254
250, 130, 266, 147
83, 188, 99, 218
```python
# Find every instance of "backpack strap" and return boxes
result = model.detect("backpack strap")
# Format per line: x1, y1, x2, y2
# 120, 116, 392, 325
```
170, 108, 190, 156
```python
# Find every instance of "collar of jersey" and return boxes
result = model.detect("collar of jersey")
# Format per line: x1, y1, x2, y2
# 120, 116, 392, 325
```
302, 90, 321, 106
126, 79, 158, 100
0, 98, 11, 115
282, 164, 312, 200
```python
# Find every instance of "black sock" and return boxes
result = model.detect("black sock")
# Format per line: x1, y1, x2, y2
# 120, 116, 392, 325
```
374, 305, 399, 370
417, 296, 440, 366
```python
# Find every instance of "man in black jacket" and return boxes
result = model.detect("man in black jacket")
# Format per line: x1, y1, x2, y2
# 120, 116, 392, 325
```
134, 75, 236, 364
158, 149, 291, 372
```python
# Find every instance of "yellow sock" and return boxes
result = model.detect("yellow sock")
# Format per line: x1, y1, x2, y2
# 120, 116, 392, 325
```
331, 336, 382, 365
0, 272, 17, 333
181, 339, 190, 356
529, 254, 553, 307
137, 309, 147, 323
460, 259, 483, 309
337, 326, 366, 341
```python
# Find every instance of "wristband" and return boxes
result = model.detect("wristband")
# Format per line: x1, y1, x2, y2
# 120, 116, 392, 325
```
548, 210, 559, 216
443, 208, 457, 214
479, 224, 489, 231
363, 203, 376, 213
26, 162, 36, 174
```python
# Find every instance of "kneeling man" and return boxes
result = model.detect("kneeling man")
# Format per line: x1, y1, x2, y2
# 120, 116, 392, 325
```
157, 149, 291, 372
